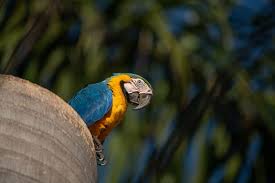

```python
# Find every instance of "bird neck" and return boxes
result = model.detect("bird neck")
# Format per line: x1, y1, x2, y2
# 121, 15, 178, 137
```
89, 74, 131, 142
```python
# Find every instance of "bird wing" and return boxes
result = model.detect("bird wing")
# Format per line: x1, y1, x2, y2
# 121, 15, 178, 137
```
68, 81, 113, 125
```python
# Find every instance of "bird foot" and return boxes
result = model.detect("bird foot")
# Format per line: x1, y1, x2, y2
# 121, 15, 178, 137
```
92, 136, 107, 166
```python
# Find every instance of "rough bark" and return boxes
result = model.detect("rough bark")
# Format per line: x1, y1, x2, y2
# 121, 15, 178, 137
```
0, 74, 97, 183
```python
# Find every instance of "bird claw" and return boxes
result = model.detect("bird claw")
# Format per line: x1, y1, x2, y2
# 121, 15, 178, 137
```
96, 153, 107, 166
92, 136, 107, 166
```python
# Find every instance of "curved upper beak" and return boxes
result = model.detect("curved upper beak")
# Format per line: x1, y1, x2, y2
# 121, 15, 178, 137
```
123, 80, 153, 110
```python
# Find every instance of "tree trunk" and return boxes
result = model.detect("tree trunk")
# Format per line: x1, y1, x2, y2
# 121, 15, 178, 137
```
0, 75, 97, 183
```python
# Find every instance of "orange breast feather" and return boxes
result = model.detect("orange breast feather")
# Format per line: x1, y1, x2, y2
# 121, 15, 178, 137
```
89, 75, 131, 142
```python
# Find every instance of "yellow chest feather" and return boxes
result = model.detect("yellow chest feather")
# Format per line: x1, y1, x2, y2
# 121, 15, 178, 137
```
103, 84, 128, 128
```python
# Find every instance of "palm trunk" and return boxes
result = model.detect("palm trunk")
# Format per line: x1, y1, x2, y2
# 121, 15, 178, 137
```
0, 75, 97, 183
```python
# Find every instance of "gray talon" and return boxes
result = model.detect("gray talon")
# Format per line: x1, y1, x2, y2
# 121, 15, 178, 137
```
93, 135, 107, 166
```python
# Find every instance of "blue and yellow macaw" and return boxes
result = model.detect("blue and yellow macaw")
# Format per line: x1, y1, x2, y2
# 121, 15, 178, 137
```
69, 73, 153, 165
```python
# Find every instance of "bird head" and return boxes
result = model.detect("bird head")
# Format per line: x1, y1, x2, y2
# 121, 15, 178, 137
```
114, 73, 153, 110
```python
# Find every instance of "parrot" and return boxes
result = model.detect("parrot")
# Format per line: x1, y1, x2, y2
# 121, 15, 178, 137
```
68, 73, 153, 165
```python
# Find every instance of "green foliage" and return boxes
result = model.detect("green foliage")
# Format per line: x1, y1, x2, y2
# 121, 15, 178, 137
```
0, 0, 274, 182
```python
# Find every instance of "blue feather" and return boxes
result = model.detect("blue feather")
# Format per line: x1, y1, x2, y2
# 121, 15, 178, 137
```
68, 80, 113, 125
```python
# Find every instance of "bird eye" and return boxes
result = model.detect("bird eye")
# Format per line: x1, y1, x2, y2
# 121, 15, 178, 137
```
136, 80, 142, 85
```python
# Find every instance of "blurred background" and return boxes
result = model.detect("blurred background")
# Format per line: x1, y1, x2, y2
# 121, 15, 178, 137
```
0, 0, 274, 182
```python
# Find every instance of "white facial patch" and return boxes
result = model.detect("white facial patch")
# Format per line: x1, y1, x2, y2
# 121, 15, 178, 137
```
123, 81, 139, 94
132, 79, 153, 94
